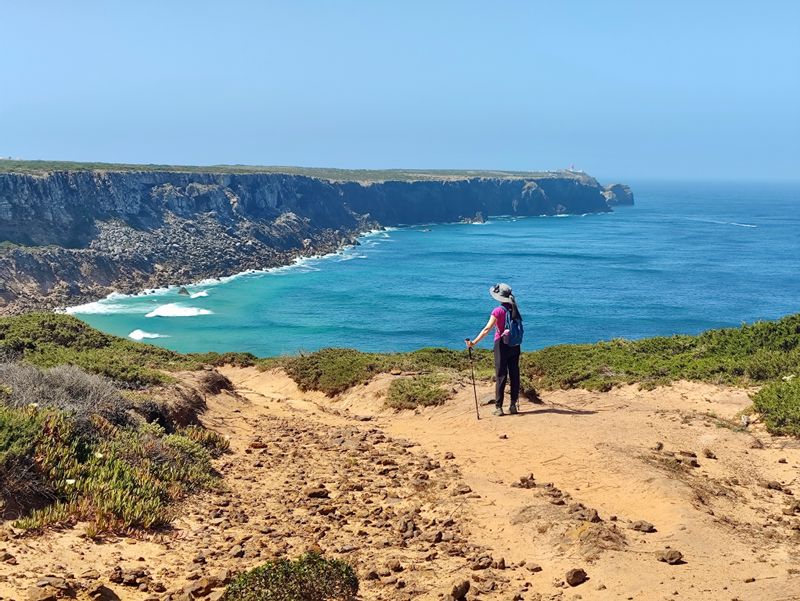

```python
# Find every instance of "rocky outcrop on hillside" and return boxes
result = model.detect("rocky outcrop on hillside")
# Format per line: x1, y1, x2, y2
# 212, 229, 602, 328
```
0, 169, 630, 312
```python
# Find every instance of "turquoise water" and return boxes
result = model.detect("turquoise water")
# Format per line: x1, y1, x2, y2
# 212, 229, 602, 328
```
72, 181, 800, 356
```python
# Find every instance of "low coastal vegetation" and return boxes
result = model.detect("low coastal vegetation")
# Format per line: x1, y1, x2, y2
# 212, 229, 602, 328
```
385, 374, 450, 410
0, 310, 798, 532
524, 313, 800, 391
0, 314, 236, 534
220, 553, 358, 601
752, 378, 800, 436
0, 362, 228, 534
0, 158, 555, 182
0, 313, 257, 387
279, 314, 800, 433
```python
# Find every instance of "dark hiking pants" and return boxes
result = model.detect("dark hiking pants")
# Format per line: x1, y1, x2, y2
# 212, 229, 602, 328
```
494, 339, 521, 408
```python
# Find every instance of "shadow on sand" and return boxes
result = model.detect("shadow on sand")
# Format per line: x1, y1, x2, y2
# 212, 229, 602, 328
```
514, 406, 596, 416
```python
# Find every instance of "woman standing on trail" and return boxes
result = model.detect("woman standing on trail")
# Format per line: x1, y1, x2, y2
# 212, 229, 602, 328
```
466, 283, 523, 416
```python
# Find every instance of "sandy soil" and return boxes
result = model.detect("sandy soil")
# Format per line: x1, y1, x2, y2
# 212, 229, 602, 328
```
1, 368, 799, 601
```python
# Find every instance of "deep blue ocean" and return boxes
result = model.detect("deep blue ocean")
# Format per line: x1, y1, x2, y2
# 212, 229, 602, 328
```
70, 181, 800, 356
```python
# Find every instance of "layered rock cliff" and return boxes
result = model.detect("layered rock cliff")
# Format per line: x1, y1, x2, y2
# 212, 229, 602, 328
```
0, 167, 632, 313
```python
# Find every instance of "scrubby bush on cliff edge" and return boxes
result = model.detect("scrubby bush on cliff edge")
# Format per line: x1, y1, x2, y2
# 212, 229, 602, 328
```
0, 313, 258, 387
221, 553, 358, 601
386, 374, 450, 409
753, 378, 800, 436
0, 362, 227, 534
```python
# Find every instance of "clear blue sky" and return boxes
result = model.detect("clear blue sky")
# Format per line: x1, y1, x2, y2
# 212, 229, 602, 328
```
2, 1, 798, 180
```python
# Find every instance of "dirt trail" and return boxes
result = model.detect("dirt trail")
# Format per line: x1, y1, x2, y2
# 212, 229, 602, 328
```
228, 369, 800, 601
1, 368, 798, 601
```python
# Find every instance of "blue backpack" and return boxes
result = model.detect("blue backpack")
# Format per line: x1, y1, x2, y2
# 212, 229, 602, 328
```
502, 307, 524, 347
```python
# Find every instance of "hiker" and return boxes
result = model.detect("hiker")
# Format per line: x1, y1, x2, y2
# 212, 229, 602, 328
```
465, 283, 523, 416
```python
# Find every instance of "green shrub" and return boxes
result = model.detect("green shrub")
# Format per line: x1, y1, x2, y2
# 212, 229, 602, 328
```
177, 425, 231, 458
752, 378, 800, 436
386, 374, 449, 410
190, 351, 259, 368
221, 553, 358, 601
0, 405, 51, 506
0, 399, 220, 533
523, 314, 800, 391
283, 349, 386, 396
0, 313, 253, 387
13, 416, 220, 532
0, 313, 186, 386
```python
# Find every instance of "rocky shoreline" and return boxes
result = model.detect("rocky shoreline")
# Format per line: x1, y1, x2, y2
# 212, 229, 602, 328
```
0, 168, 632, 313
2, 221, 368, 314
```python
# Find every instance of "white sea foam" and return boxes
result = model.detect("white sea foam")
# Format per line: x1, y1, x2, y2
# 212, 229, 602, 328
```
686, 218, 757, 228
128, 329, 169, 340
62, 226, 395, 314
145, 304, 213, 318
64, 294, 158, 315
64, 302, 130, 315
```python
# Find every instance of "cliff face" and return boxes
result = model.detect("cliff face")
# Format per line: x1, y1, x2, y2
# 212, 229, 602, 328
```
0, 169, 629, 312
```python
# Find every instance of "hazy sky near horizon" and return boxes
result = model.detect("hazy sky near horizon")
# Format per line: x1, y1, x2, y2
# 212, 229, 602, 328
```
2, 1, 799, 180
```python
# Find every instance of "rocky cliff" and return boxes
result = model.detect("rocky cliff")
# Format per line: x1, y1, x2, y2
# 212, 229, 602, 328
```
0, 167, 631, 313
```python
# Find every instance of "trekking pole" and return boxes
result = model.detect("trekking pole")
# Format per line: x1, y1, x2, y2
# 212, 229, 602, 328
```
465, 340, 480, 420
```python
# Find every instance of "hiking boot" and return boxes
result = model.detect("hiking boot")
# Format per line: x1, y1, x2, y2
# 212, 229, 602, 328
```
509, 403, 519, 415
492, 407, 504, 417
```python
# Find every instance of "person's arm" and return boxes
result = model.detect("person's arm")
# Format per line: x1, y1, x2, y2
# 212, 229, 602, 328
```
466, 315, 496, 348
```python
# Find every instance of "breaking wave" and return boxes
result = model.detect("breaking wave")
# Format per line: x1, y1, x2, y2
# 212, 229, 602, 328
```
145, 304, 213, 318
128, 329, 169, 340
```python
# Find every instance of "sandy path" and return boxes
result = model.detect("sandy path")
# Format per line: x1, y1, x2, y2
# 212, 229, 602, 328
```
227, 369, 800, 601
1, 368, 798, 601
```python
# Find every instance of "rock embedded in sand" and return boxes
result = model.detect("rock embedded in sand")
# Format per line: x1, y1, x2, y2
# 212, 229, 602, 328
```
512, 473, 536, 489
448, 579, 471, 601
86, 584, 119, 601
453, 484, 472, 495
702, 448, 717, 459
387, 559, 404, 573
657, 549, 684, 564
630, 520, 656, 533
303, 484, 330, 498
26, 587, 57, 601
470, 555, 493, 570
565, 568, 588, 586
